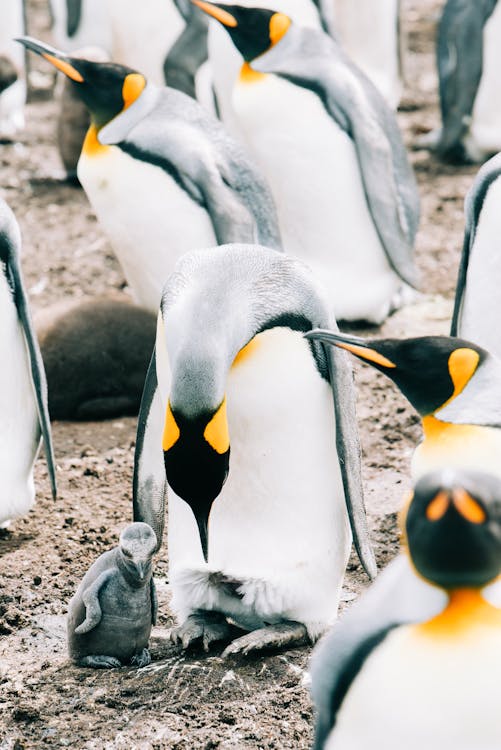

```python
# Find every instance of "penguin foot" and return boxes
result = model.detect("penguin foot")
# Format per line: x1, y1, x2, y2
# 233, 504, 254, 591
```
130, 648, 151, 668
78, 655, 122, 669
170, 611, 232, 652
222, 621, 308, 658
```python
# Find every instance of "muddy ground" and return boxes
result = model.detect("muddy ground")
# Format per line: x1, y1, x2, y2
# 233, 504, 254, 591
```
0, 1, 480, 748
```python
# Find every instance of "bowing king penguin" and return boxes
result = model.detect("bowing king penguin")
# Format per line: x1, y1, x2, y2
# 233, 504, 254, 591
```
305, 330, 501, 480
133, 243, 375, 656
18, 37, 282, 312
311, 469, 501, 750
451, 151, 501, 359
0, 199, 56, 527
193, 1, 419, 324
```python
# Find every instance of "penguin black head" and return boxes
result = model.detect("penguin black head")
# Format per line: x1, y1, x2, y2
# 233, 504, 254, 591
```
305, 331, 487, 417
17, 37, 146, 129
162, 399, 230, 562
404, 470, 501, 590
192, 0, 291, 62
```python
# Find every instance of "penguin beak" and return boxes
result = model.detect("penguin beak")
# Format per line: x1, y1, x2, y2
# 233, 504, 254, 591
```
196, 512, 210, 563
135, 561, 148, 580
426, 488, 486, 524
191, 0, 238, 27
305, 329, 397, 369
16, 36, 84, 83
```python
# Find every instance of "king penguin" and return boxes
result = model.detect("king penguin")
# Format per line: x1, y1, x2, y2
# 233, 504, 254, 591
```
433, 0, 501, 163
328, 0, 403, 109
0, 0, 26, 139
305, 330, 501, 480
193, 2, 419, 324
0, 198, 56, 527
19, 37, 281, 312
451, 152, 501, 359
133, 243, 376, 655
311, 468, 501, 750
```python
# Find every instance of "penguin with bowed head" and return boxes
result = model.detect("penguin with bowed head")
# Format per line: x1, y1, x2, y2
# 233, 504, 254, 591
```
311, 468, 501, 750
451, 152, 501, 359
0, 198, 56, 528
306, 330, 501, 481
133, 243, 376, 656
18, 37, 282, 313
429, 0, 501, 163
0, 0, 26, 139
193, 1, 419, 324
67, 522, 157, 669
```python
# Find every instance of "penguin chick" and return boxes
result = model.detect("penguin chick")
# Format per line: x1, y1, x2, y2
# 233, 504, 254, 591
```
37, 297, 156, 421
67, 522, 158, 669
311, 469, 501, 750
133, 243, 375, 657
451, 151, 501, 358
193, 1, 419, 324
0, 198, 56, 527
18, 36, 282, 312
305, 330, 501, 479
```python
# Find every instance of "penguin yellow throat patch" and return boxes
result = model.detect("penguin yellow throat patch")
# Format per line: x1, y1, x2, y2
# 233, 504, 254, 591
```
239, 62, 267, 85
82, 124, 110, 158
417, 588, 501, 639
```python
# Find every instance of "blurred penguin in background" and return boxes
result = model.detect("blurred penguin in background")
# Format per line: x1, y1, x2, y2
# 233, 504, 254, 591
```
195, 2, 419, 324
0, 0, 26, 139
451, 152, 501, 358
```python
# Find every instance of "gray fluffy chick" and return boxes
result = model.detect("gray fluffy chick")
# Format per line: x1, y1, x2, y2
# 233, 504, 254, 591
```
67, 522, 157, 668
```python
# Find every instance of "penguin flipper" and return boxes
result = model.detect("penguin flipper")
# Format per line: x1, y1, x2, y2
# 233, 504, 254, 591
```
310, 555, 447, 749
65, 0, 82, 38
437, 0, 497, 162
75, 569, 115, 634
326, 341, 376, 580
7, 247, 57, 499
133, 349, 167, 550
451, 152, 501, 336
163, 11, 209, 99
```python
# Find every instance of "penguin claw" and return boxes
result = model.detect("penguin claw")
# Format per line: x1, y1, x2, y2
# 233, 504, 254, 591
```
130, 648, 151, 668
78, 655, 122, 669
169, 611, 232, 651
222, 622, 309, 658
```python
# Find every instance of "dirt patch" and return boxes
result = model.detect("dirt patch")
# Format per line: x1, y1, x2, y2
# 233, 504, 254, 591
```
0, 1, 479, 748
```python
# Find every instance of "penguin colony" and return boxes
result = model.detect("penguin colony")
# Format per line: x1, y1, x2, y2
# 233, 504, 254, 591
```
1, 1, 501, 747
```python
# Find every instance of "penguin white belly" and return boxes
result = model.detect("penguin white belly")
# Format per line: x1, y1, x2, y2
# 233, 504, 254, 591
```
325, 619, 501, 750
467, 5, 501, 159
457, 178, 501, 358
233, 75, 401, 323
332, 0, 401, 108
168, 328, 351, 638
49, 0, 113, 53
0, 0, 26, 138
208, 0, 321, 137
0, 273, 39, 526
78, 144, 217, 311
411, 420, 501, 482
107, 0, 185, 85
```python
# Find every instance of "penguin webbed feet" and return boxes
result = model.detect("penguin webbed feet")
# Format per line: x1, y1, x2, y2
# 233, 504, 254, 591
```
169, 610, 233, 652
130, 648, 151, 668
222, 621, 309, 658
77, 654, 122, 669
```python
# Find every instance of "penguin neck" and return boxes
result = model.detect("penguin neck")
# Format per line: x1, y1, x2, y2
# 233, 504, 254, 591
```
81, 123, 111, 158
418, 588, 501, 638
239, 62, 268, 85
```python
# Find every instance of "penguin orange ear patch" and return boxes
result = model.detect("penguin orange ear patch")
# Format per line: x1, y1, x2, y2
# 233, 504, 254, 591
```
122, 73, 146, 110
426, 491, 449, 521
162, 402, 180, 452
447, 348, 480, 399
269, 13, 291, 45
43, 53, 84, 82
452, 489, 486, 524
204, 398, 230, 454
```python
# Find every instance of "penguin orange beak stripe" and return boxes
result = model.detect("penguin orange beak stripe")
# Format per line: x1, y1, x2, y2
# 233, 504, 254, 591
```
334, 342, 396, 369
192, 0, 238, 27
426, 489, 486, 524
42, 54, 84, 82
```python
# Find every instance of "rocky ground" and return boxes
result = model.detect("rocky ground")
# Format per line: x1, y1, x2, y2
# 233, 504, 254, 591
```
0, 1, 480, 748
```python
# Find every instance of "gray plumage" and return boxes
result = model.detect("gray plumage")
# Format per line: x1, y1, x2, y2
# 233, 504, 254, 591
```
436, 0, 499, 162
164, 2, 209, 99
67, 522, 157, 668
451, 152, 501, 356
252, 23, 419, 288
